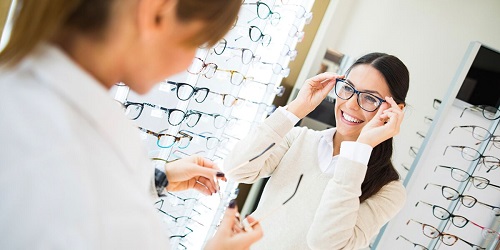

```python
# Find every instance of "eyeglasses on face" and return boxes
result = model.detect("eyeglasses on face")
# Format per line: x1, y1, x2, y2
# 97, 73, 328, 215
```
424, 182, 499, 216
334, 78, 386, 112
434, 165, 500, 190
395, 235, 428, 250
415, 201, 469, 228
443, 145, 500, 173
123, 101, 187, 126
461, 105, 500, 120
163, 81, 209, 103
188, 57, 218, 78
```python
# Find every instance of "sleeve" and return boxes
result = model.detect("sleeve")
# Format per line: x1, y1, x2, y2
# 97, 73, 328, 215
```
306, 157, 406, 250
224, 108, 301, 183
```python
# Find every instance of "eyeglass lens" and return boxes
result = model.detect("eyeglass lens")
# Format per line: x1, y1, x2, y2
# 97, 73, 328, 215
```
334, 79, 384, 112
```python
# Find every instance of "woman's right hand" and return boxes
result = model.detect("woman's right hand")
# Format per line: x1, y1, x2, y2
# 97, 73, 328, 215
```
287, 72, 341, 119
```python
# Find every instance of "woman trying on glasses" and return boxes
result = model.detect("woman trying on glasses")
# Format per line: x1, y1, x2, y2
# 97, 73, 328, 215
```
225, 53, 409, 249
0, 0, 262, 249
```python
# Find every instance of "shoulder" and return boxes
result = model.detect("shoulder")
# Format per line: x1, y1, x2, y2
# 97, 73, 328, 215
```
366, 181, 406, 208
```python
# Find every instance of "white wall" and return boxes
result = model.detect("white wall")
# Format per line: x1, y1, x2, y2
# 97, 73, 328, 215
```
300, 0, 500, 174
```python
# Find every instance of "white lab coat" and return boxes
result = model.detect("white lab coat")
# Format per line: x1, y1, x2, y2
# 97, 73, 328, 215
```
0, 44, 170, 249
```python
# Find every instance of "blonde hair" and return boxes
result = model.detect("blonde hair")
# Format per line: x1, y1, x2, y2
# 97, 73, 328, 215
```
0, 0, 240, 66
0, 0, 81, 66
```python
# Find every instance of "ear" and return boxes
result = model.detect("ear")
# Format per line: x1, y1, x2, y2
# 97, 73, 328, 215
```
136, 0, 177, 37
398, 103, 405, 110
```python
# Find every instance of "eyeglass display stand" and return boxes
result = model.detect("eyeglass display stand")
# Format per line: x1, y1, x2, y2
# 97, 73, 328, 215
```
371, 42, 500, 250
109, 1, 314, 249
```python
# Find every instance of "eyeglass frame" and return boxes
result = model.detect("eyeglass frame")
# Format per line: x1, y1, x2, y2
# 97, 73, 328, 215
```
137, 127, 192, 148
164, 81, 210, 103
179, 130, 227, 150
434, 165, 500, 190
242, 1, 281, 25
406, 219, 483, 248
415, 200, 469, 228
187, 57, 218, 78
123, 101, 187, 126
334, 78, 387, 112
443, 145, 500, 173
449, 125, 494, 141
424, 182, 500, 216
185, 109, 233, 129
460, 105, 500, 120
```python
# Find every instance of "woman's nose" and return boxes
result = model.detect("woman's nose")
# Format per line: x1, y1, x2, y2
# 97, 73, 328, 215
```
345, 94, 360, 111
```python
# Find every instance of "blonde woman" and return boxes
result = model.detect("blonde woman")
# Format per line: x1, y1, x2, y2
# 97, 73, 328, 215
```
0, 0, 262, 249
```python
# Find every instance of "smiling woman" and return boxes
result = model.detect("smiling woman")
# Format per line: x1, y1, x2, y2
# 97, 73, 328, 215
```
225, 52, 410, 249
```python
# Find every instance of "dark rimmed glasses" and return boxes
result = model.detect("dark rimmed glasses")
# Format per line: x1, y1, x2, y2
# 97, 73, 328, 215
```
434, 165, 500, 190
334, 78, 387, 112
248, 25, 271, 46
443, 145, 500, 172
188, 57, 218, 78
123, 101, 187, 126
424, 182, 500, 216
163, 81, 209, 103
461, 105, 500, 120
138, 127, 192, 148
415, 201, 469, 228
395, 235, 428, 250
406, 219, 484, 249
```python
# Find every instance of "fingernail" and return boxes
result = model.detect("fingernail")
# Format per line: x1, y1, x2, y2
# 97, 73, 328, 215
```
216, 171, 225, 177
228, 199, 237, 209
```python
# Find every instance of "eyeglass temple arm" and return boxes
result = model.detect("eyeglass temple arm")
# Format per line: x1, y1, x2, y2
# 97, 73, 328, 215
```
246, 174, 303, 228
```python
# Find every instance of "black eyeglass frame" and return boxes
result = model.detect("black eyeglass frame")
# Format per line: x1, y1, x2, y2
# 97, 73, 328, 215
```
334, 78, 387, 112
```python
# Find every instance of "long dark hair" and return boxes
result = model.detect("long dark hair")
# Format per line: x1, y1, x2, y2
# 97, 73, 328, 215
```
346, 53, 410, 202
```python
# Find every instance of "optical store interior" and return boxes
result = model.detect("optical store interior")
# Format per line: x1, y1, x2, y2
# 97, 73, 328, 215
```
1, 0, 500, 250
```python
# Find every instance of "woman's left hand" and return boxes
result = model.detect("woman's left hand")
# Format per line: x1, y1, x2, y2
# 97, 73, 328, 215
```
165, 155, 227, 195
357, 97, 404, 148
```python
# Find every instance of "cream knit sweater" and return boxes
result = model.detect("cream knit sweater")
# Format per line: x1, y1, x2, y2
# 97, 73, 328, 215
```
225, 110, 406, 250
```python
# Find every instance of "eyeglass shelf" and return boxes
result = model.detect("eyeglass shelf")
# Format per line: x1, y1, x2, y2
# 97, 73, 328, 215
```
110, 0, 315, 249
371, 42, 500, 250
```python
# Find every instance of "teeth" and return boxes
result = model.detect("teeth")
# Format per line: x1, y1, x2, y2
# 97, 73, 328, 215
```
342, 112, 362, 123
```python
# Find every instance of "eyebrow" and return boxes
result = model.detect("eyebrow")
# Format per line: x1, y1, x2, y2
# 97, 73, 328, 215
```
345, 79, 384, 97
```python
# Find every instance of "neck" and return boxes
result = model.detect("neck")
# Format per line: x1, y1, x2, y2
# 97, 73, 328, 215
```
54, 31, 125, 89
332, 132, 358, 156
